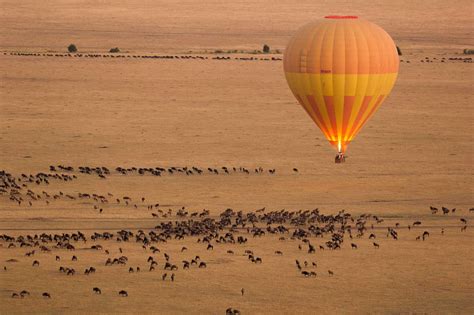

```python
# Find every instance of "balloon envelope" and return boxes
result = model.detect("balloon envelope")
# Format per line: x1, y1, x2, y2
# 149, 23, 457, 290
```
283, 16, 399, 154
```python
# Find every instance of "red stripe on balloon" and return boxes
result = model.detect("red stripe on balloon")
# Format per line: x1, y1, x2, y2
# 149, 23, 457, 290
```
323, 96, 338, 139
306, 95, 332, 139
352, 95, 385, 137
347, 95, 372, 139
342, 96, 355, 140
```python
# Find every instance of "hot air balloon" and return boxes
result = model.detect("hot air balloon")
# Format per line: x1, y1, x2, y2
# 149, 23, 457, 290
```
283, 16, 399, 163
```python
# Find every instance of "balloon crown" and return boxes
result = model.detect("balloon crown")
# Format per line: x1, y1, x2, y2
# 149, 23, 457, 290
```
324, 15, 359, 19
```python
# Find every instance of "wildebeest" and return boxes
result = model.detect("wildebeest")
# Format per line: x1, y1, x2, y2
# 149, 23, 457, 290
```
118, 290, 128, 297
422, 231, 430, 241
20, 290, 30, 298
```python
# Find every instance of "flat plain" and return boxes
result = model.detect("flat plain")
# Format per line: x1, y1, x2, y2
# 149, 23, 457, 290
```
0, 0, 473, 314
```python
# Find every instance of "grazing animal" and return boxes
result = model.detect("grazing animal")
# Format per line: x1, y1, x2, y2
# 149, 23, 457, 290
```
20, 290, 30, 297
422, 231, 430, 241
241, 288, 245, 296
32, 260, 40, 267
373, 242, 380, 249
118, 290, 128, 297
226, 308, 241, 315
42, 292, 51, 298
351, 243, 358, 249
328, 270, 334, 276
93, 287, 101, 294
171, 273, 175, 282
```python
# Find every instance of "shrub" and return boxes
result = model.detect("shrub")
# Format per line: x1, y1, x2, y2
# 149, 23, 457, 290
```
109, 47, 120, 53
263, 44, 270, 53
68, 44, 77, 53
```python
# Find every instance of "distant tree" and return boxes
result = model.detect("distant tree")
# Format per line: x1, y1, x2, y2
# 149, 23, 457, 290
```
109, 47, 120, 53
263, 44, 270, 53
68, 44, 77, 53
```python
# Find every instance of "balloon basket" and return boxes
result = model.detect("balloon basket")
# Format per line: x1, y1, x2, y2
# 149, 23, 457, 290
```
335, 153, 345, 164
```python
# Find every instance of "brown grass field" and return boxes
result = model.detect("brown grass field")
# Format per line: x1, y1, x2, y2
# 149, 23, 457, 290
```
0, 0, 473, 314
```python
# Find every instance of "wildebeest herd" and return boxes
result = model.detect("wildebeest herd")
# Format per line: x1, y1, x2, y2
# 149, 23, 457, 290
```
2, 51, 473, 64
0, 166, 472, 314
3, 51, 283, 62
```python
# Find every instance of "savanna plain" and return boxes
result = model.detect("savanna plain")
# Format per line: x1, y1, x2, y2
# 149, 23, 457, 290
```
0, 0, 473, 314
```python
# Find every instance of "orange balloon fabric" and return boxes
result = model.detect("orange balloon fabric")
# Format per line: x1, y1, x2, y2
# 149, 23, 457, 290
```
283, 16, 399, 153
